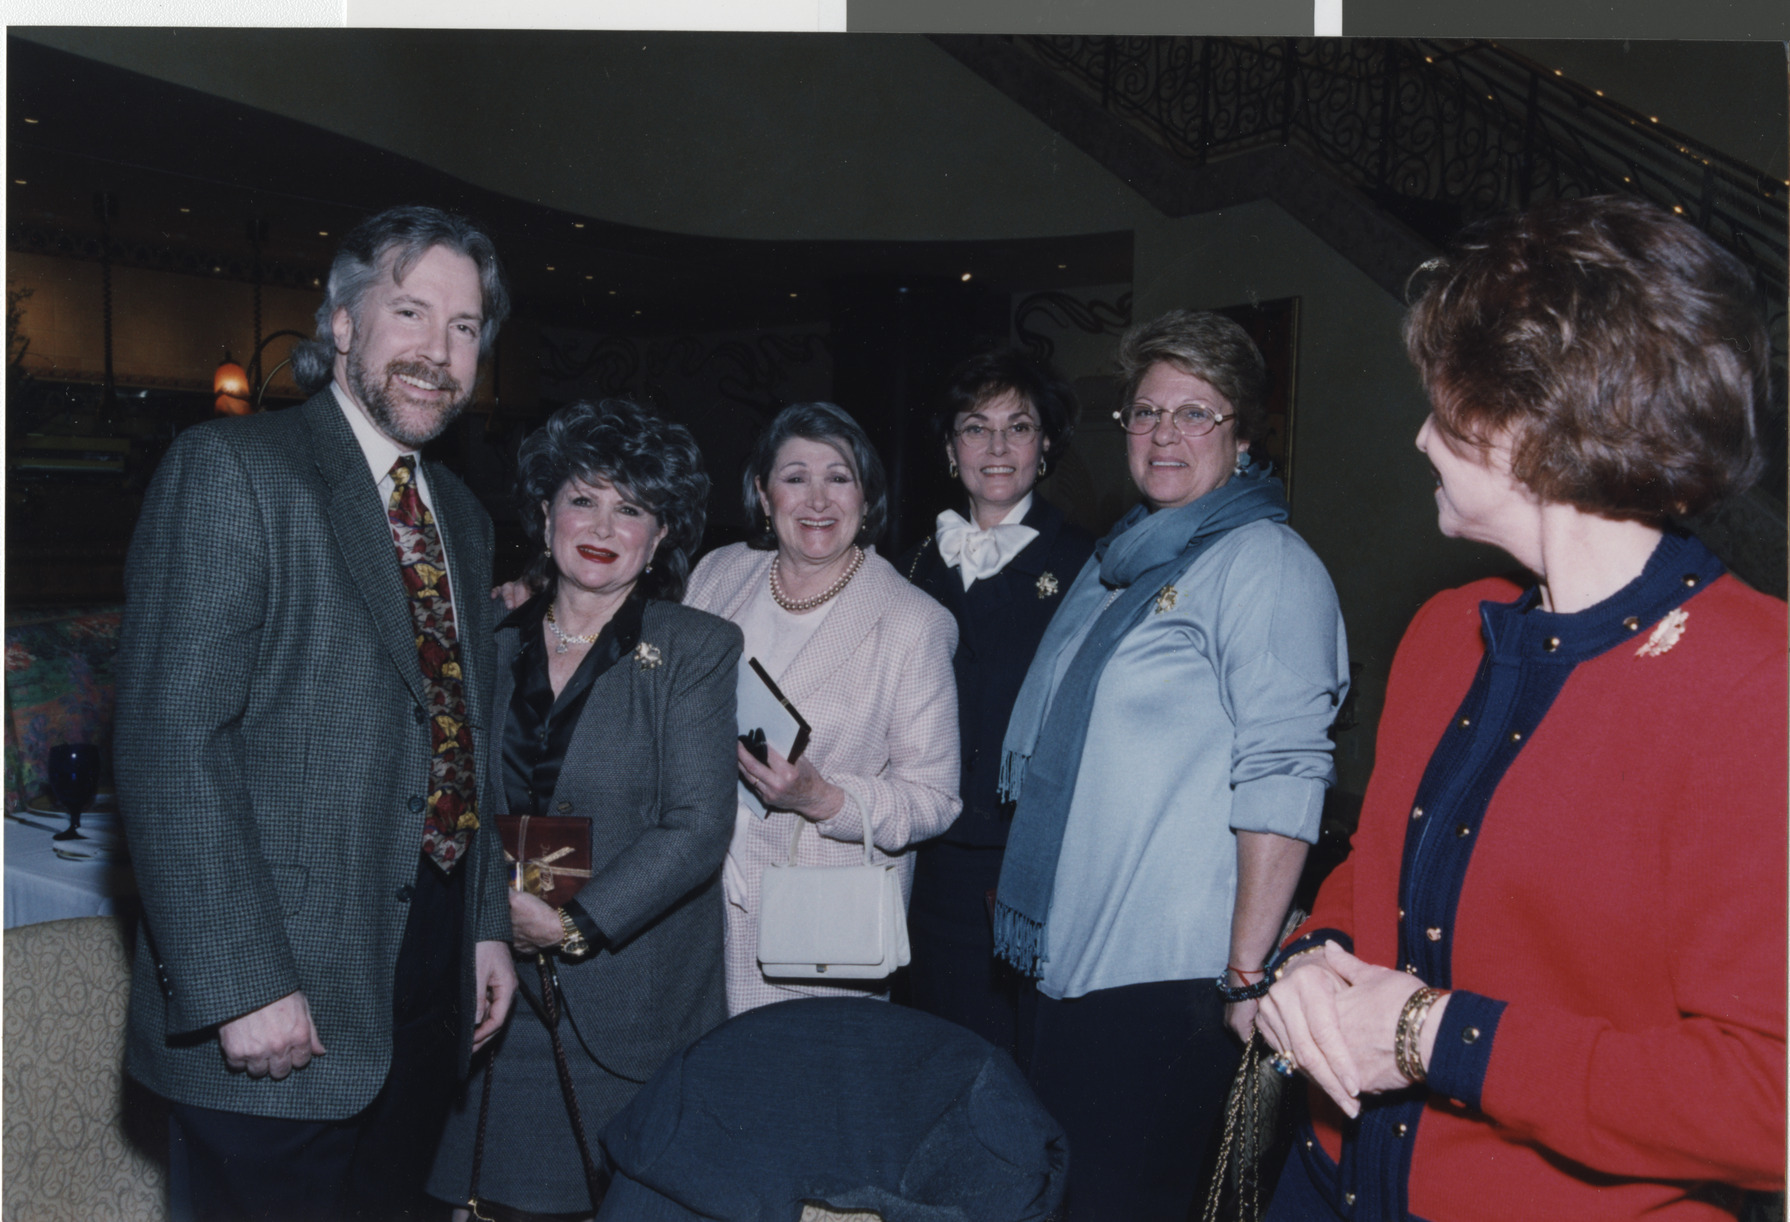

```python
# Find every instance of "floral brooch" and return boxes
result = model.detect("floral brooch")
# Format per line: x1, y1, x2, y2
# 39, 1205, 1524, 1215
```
634, 641, 664, 670
1154, 584, 1179, 615
1636, 608, 1688, 658
1035, 572, 1060, 599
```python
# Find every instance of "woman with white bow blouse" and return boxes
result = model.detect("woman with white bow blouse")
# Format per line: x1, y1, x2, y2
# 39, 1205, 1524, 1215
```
898, 350, 1094, 1057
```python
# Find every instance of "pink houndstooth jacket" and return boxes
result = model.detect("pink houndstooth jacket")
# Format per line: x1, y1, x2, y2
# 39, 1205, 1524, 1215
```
685, 543, 961, 1014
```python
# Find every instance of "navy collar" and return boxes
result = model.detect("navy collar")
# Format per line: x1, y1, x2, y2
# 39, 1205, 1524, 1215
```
1004, 496, 1068, 577
1479, 531, 1725, 664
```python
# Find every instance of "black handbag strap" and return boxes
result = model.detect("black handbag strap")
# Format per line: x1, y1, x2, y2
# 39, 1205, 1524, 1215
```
467, 1026, 500, 1221
535, 953, 606, 1207
466, 953, 605, 1218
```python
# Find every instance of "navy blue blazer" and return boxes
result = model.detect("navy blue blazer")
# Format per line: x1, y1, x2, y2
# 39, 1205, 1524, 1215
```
899, 497, 1095, 848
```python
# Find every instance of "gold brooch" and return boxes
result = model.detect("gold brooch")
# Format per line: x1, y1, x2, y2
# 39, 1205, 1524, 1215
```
634, 641, 663, 670
1636, 608, 1688, 658
1035, 572, 1059, 599
1154, 584, 1178, 615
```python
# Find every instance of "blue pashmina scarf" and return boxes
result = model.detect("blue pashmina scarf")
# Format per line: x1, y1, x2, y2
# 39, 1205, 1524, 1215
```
993, 464, 1289, 977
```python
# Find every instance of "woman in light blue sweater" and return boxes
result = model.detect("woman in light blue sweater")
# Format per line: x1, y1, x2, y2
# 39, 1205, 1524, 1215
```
995, 309, 1349, 1222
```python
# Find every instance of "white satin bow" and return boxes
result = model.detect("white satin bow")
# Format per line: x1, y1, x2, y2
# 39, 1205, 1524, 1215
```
935, 505, 1038, 590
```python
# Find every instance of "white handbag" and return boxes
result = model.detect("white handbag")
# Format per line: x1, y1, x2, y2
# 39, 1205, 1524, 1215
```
757, 809, 910, 981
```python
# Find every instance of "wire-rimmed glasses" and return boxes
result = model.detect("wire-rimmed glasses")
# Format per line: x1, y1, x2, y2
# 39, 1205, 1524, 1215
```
1113, 404, 1235, 437
954, 420, 1041, 448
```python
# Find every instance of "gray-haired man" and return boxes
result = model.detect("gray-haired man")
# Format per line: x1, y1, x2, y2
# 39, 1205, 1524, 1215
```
116, 206, 518, 1221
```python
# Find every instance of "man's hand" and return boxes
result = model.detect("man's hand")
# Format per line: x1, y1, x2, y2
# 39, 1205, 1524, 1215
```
218, 991, 327, 1080
471, 939, 517, 1052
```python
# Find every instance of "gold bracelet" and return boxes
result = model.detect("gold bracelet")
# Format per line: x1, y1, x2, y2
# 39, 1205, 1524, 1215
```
556, 907, 590, 960
1395, 986, 1446, 1083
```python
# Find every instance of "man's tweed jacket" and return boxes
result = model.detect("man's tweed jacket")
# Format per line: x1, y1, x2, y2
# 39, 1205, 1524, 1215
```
113, 389, 511, 1121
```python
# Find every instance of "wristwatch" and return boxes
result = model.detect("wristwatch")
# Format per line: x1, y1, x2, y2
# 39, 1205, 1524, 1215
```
556, 907, 591, 959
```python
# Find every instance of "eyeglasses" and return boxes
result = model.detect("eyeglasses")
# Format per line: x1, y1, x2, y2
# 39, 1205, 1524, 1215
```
954, 420, 1041, 448
1114, 404, 1236, 437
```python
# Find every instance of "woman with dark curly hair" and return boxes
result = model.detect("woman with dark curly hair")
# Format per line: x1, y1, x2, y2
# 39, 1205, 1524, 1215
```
429, 399, 743, 1219
1255, 196, 1785, 1222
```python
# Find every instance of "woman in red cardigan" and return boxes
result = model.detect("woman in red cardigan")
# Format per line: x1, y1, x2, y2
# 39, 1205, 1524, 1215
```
1254, 195, 1786, 1221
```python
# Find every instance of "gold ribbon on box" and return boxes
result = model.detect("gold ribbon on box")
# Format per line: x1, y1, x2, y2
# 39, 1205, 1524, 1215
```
504, 843, 593, 897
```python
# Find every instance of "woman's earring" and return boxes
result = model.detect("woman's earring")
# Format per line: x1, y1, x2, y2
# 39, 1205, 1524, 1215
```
1038, 455, 1048, 477
947, 455, 959, 478
1233, 450, 1250, 475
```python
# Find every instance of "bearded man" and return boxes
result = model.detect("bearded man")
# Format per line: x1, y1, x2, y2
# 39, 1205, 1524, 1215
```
115, 206, 518, 1222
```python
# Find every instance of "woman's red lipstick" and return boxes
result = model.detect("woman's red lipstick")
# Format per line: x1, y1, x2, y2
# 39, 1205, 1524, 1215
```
577, 545, 618, 563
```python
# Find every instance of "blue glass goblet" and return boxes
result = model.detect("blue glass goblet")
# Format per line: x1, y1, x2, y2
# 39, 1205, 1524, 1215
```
47, 743, 101, 842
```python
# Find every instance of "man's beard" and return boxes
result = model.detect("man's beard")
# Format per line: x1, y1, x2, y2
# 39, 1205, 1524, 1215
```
347, 347, 472, 448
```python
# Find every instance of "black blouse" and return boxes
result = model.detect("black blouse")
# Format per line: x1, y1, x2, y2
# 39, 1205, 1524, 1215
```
499, 589, 644, 818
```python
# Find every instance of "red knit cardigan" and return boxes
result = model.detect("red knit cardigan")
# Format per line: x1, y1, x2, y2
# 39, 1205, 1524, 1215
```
1297, 572, 1786, 1221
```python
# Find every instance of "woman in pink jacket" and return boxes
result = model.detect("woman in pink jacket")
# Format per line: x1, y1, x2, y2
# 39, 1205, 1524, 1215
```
685, 402, 961, 1015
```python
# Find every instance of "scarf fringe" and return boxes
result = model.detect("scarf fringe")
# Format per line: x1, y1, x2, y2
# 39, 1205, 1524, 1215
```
997, 750, 1028, 805
991, 900, 1045, 979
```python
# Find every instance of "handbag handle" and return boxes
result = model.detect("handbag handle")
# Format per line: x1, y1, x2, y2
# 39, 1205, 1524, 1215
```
784, 790, 874, 867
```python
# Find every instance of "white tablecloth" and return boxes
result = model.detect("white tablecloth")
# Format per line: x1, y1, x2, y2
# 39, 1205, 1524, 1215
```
3, 812, 138, 929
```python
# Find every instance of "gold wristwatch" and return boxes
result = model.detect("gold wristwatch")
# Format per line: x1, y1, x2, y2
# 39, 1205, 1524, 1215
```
556, 907, 591, 959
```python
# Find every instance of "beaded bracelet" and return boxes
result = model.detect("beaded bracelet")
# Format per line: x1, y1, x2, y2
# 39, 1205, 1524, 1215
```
1214, 972, 1273, 1003
1395, 986, 1447, 1083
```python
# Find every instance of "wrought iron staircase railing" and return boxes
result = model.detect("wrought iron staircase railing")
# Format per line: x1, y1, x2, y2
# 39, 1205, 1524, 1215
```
1016, 36, 1788, 321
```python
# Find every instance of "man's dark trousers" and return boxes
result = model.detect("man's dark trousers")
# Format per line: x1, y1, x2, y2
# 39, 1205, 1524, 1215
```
167, 855, 467, 1222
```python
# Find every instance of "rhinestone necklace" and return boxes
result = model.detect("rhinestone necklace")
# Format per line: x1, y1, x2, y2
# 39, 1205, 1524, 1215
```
545, 602, 601, 655
770, 546, 865, 613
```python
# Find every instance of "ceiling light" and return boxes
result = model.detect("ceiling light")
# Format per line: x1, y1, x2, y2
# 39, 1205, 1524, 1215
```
960, 272, 972, 282
546, 266, 555, 272
22, 117, 38, 124
179, 207, 191, 213
585, 274, 593, 280
573, 222, 585, 229
12, 179, 24, 186
318, 231, 328, 237
1057, 264, 1066, 270
608, 290, 617, 296
789, 292, 798, 298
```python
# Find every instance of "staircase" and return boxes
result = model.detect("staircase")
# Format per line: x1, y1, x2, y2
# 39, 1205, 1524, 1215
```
935, 33, 1788, 595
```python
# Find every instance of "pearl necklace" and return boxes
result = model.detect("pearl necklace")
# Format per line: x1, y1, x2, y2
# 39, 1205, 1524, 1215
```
770, 546, 865, 613
545, 602, 600, 655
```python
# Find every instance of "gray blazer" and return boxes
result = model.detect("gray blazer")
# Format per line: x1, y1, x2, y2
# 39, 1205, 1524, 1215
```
114, 389, 511, 1121
495, 597, 742, 1082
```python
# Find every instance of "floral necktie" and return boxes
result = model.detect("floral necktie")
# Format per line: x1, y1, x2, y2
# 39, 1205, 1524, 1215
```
387, 455, 477, 873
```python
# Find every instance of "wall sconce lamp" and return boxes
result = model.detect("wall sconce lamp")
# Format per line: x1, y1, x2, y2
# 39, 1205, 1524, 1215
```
213, 329, 310, 415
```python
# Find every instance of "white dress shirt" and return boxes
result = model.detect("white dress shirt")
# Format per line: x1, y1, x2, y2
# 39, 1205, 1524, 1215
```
330, 379, 459, 589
